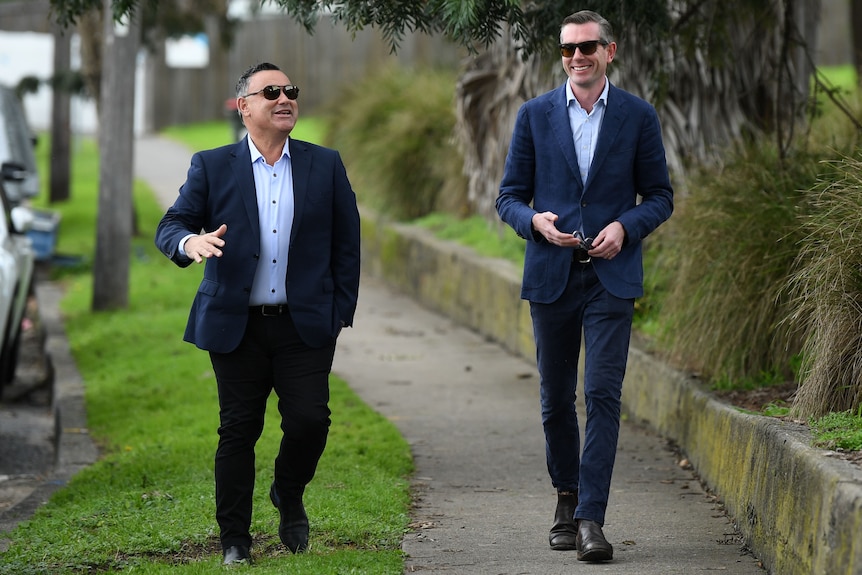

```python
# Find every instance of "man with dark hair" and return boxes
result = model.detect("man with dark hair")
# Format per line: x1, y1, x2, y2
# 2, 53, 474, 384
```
496, 10, 673, 562
156, 62, 361, 565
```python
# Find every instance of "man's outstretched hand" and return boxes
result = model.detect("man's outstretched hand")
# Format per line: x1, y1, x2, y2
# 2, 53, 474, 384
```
185, 223, 227, 263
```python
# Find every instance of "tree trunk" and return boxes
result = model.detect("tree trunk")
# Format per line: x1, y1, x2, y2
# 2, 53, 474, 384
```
454, 31, 558, 225
49, 23, 71, 204
92, 0, 140, 311
76, 8, 103, 110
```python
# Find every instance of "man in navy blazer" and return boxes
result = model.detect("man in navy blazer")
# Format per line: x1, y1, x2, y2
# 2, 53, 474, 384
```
497, 11, 673, 562
156, 63, 360, 564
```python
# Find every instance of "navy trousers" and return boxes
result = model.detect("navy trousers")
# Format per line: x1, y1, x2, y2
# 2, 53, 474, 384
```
209, 310, 335, 548
529, 261, 634, 526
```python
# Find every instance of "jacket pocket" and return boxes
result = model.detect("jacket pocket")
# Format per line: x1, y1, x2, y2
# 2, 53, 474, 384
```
198, 278, 220, 297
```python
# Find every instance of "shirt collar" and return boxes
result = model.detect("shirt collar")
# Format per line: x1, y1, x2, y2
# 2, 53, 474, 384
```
247, 136, 291, 164
565, 77, 610, 111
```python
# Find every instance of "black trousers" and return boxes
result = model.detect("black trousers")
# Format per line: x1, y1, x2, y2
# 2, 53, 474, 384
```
209, 310, 336, 548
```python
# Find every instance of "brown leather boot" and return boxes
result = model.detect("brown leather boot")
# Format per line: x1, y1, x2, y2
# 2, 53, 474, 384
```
548, 490, 578, 550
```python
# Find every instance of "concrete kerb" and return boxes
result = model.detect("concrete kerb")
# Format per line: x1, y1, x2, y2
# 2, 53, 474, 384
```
359, 209, 862, 575
37, 283, 99, 481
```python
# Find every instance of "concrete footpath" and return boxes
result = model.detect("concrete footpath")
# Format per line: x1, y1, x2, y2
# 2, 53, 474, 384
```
131, 135, 764, 574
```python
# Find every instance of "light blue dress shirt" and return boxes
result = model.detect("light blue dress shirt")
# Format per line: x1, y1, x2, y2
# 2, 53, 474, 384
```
247, 137, 294, 306
566, 77, 609, 183
565, 77, 609, 234
178, 137, 295, 305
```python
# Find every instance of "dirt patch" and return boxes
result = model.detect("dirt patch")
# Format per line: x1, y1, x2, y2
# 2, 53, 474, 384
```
713, 381, 799, 414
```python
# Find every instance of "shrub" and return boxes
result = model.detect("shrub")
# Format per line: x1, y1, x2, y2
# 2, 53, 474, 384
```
654, 140, 821, 384
322, 65, 469, 220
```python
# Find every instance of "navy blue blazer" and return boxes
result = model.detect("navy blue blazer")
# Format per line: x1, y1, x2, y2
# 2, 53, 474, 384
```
155, 136, 360, 353
497, 82, 673, 302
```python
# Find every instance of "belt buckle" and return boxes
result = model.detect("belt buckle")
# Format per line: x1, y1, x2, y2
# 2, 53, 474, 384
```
574, 249, 591, 264
260, 304, 280, 317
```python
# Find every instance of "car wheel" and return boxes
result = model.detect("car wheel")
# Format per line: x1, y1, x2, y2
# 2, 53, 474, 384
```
0, 311, 21, 386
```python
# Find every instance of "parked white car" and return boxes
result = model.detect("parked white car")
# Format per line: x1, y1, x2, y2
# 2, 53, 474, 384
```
0, 85, 40, 205
0, 179, 35, 391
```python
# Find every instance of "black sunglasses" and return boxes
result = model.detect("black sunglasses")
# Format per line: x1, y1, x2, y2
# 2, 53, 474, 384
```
243, 84, 300, 101
559, 40, 607, 58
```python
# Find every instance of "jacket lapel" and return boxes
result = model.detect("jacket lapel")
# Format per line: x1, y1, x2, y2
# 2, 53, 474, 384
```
547, 85, 581, 189
229, 137, 260, 233
288, 138, 310, 245
584, 83, 625, 191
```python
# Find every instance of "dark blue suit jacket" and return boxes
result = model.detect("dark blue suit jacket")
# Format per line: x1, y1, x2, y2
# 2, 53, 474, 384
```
155, 136, 360, 352
497, 82, 673, 302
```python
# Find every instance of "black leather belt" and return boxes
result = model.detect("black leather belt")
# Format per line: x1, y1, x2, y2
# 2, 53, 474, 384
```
250, 304, 288, 316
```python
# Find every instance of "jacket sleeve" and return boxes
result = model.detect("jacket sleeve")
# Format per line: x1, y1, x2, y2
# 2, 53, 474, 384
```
330, 151, 361, 327
496, 103, 543, 242
614, 105, 674, 243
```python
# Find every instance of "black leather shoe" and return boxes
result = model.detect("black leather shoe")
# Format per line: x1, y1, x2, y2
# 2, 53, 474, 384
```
576, 519, 613, 562
270, 482, 309, 553
222, 545, 252, 565
548, 491, 578, 550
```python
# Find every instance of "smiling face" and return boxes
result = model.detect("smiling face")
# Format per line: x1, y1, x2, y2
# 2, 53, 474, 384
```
560, 21, 616, 96
237, 69, 298, 139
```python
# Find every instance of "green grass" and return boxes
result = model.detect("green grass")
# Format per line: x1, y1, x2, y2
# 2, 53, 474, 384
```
412, 213, 525, 265
815, 64, 856, 93
161, 116, 328, 151
0, 130, 412, 574
810, 409, 862, 451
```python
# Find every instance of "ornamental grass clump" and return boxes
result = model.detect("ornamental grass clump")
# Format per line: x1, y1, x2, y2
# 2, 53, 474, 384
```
655, 141, 819, 386
785, 156, 862, 419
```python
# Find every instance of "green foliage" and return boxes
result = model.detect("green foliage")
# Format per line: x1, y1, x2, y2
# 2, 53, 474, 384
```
49, 0, 236, 48
653, 65, 862, 422
271, 0, 525, 55
1, 135, 411, 574
810, 410, 862, 452
761, 401, 791, 418
711, 369, 788, 393
322, 66, 469, 220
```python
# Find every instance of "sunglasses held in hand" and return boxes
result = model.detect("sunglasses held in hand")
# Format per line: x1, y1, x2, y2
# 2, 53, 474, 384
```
559, 41, 608, 57
243, 85, 300, 101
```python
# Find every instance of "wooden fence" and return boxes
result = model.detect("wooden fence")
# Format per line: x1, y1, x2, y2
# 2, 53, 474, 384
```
142, 13, 465, 132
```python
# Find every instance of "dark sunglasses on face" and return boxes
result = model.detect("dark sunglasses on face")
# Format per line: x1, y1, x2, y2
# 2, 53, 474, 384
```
243, 84, 300, 101
559, 40, 607, 58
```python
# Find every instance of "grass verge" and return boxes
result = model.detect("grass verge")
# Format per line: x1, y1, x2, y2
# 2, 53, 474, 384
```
0, 130, 412, 574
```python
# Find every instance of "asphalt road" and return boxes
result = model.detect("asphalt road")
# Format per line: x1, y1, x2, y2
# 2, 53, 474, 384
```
0, 277, 55, 543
